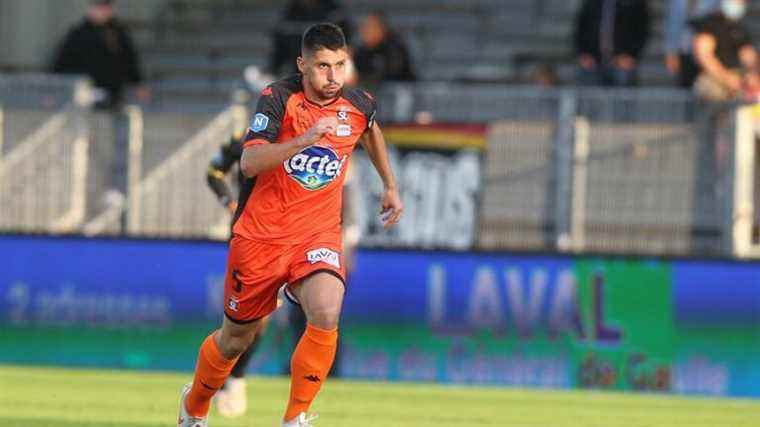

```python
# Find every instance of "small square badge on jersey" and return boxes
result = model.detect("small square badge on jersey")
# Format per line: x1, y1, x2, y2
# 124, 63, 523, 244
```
227, 297, 240, 312
336, 124, 351, 137
251, 113, 269, 132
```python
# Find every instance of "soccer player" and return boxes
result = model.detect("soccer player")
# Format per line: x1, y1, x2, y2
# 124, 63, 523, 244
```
178, 22, 403, 427
205, 136, 361, 418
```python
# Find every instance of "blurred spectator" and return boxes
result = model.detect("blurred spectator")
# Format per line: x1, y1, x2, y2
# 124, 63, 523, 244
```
531, 63, 561, 87
690, 0, 758, 245
664, 0, 720, 87
353, 12, 416, 86
52, 0, 149, 218
692, 0, 758, 102
574, 0, 650, 87
270, 0, 352, 77
51, 0, 148, 109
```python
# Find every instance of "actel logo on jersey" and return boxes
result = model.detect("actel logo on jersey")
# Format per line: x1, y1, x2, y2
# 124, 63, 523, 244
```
284, 146, 347, 191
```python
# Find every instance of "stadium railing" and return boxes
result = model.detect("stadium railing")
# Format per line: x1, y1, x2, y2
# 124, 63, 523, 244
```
3, 76, 759, 259
82, 103, 248, 238
0, 74, 95, 233
729, 104, 760, 258
375, 84, 738, 257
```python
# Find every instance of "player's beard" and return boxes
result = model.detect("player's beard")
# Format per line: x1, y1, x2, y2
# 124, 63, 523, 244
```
303, 73, 342, 102
319, 82, 341, 100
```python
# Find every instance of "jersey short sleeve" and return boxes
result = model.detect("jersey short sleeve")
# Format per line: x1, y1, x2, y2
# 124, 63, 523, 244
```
242, 86, 287, 147
343, 87, 378, 131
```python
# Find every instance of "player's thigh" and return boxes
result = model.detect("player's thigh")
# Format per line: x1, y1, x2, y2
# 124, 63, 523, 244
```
290, 271, 345, 327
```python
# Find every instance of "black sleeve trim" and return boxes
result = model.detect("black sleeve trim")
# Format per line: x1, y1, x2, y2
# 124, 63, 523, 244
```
244, 76, 299, 144
343, 87, 378, 130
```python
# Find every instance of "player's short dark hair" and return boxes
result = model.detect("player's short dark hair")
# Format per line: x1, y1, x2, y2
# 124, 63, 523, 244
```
301, 23, 346, 56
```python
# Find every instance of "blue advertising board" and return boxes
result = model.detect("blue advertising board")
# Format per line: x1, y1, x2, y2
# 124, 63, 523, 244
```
1, 235, 759, 397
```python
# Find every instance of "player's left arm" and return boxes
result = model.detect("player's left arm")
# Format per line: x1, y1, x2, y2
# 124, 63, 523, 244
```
360, 121, 403, 229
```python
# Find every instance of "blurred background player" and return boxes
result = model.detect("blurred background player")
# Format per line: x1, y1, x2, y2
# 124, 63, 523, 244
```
205, 133, 263, 418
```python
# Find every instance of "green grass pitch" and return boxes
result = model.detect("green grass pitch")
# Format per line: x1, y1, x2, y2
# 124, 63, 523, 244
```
1, 365, 758, 426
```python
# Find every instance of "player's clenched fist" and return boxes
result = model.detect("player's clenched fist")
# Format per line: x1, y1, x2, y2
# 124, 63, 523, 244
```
301, 117, 339, 147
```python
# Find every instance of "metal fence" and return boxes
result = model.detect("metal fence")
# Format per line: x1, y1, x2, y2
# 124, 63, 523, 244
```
378, 85, 736, 256
0, 74, 94, 233
1, 75, 756, 258
83, 104, 247, 238
0, 73, 92, 110
477, 87, 733, 256
576, 91, 718, 256
729, 105, 760, 258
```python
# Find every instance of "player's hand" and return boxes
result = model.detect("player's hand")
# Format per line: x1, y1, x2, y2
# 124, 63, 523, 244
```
302, 117, 339, 147
227, 200, 238, 214
379, 186, 403, 229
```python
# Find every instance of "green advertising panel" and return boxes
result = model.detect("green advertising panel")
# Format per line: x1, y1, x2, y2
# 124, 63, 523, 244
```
572, 260, 672, 391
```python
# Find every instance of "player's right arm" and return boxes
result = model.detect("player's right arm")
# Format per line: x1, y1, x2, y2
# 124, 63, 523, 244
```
240, 117, 337, 178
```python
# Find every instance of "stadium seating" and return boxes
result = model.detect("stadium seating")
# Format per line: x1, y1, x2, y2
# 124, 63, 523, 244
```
132, 0, 760, 106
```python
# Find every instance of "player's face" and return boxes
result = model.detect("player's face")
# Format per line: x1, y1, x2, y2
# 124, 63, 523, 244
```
298, 48, 348, 101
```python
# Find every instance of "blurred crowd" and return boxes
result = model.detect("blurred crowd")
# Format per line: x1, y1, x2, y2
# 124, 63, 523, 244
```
42, 0, 759, 209
572, 0, 758, 103
48, 0, 760, 110
50, 0, 417, 110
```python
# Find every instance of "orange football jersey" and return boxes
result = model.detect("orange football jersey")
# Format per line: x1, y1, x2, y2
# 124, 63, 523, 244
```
233, 75, 376, 244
